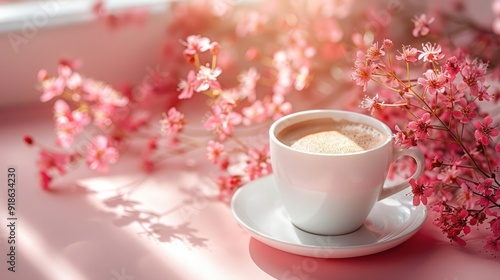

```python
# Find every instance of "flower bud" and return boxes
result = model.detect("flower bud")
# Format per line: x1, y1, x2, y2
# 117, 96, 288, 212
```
382, 39, 393, 50
23, 135, 34, 146
210, 42, 221, 55
37, 69, 48, 81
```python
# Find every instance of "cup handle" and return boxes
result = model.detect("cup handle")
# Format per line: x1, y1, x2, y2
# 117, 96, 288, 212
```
378, 147, 425, 201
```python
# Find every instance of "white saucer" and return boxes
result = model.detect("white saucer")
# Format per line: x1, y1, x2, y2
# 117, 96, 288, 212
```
231, 175, 427, 258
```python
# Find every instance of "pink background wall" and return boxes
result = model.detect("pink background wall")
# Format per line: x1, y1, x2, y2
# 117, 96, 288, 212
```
0, 6, 170, 108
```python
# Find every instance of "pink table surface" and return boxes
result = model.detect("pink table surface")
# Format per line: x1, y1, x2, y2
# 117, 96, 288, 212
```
1, 104, 500, 280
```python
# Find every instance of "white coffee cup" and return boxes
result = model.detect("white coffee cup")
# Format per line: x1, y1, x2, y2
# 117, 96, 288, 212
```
269, 110, 425, 235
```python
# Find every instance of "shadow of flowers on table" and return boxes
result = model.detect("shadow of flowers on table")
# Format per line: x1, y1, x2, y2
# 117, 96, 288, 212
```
147, 222, 208, 247
99, 183, 212, 248
97, 189, 208, 248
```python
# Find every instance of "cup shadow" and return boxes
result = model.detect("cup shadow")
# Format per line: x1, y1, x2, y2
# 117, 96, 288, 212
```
291, 222, 382, 248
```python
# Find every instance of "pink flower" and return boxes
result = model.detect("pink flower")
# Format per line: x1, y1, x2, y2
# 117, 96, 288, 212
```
474, 83, 493, 101
177, 70, 197, 99
204, 101, 242, 140
220, 88, 241, 104
273, 66, 293, 95
160, 107, 185, 135
408, 113, 432, 140
365, 42, 385, 62
38, 74, 66, 102
37, 149, 70, 175
394, 125, 416, 148
360, 94, 384, 115
60, 65, 83, 91
294, 66, 310, 91
434, 206, 471, 245
410, 178, 433, 206
265, 94, 292, 120
443, 56, 461, 81
491, 218, 500, 236
216, 174, 242, 201
271, 43, 314, 94
418, 42, 445, 62
207, 140, 224, 164
54, 118, 77, 149
382, 39, 394, 51
238, 67, 260, 102
245, 145, 272, 181
183, 35, 211, 64
474, 116, 499, 145
412, 14, 434, 37
272, 50, 290, 69
453, 99, 477, 123
81, 80, 129, 122
441, 85, 464, 109
210, 41, 220, 55
37, 63, 83, 102
457, 57, 489, 97
242, 100, 267, 125
484, 236, 500, 252
354, 50, 366, 67
396, 45, 419, 62
417, 69, 447, 95
475, 178, 494, 194
351, 62, 376, 92
193, 66, 222, 92
457, 183, 475, 209
437, 165, 460, 183
53, 100, 91, 148
86, 135, 119, 172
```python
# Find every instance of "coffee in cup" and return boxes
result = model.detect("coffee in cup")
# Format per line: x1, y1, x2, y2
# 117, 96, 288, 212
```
277, 118, 386, 155
269, 110, 425, 235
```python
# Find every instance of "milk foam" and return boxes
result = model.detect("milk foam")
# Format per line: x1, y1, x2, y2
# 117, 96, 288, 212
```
279, 119, 385, 155
291, 131, 365, 154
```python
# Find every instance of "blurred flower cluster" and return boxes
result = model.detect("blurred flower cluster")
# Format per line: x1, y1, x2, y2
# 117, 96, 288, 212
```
26, 0, 500, 250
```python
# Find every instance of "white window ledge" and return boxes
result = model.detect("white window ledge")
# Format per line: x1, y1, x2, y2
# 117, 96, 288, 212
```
0, 0, 172, 33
